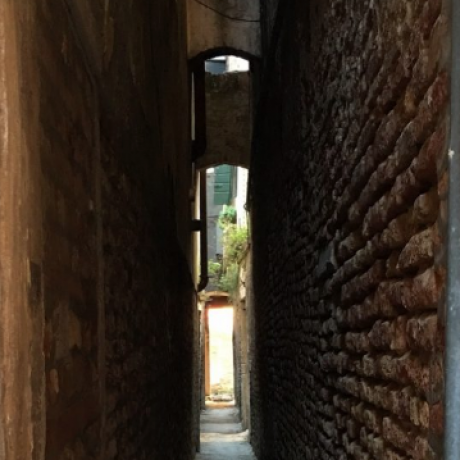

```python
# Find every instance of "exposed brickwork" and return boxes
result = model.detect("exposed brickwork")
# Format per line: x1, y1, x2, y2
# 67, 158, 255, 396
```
102, 145, 197, 460
251, 1, 448, 459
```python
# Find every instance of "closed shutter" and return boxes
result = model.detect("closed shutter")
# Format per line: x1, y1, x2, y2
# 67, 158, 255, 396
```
214, 165, 234, 205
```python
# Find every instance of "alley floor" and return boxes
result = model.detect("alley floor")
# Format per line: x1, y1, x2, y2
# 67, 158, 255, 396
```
196, 405, 256, 460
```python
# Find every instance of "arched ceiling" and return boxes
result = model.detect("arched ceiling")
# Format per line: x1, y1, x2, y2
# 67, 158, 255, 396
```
187, 0, 261, 60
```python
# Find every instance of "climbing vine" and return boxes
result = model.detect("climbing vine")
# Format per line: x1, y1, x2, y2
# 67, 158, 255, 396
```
209, 207, 249, 297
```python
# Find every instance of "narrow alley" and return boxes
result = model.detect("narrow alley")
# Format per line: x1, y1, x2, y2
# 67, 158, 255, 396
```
0, 1, 458, 460
197, 405, 255, 460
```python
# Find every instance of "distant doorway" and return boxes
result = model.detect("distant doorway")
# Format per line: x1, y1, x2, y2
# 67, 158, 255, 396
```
208, 306, 234, 401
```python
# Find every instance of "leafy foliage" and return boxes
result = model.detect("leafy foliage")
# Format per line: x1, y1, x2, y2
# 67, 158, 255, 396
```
208, 260, 222, 285
208, 260, 222, 277
217, 263, 239, 294
208, 216, 248, 297
218, 206, 237, 228
222, 225, 248, 265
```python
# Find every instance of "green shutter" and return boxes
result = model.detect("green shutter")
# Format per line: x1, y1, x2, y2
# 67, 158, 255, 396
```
214, 165, 234, 205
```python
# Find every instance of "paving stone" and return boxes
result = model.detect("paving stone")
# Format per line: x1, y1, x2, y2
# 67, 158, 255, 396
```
196, 408, 256, 460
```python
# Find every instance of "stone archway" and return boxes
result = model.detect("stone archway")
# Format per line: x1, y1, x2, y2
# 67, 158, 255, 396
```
187, 0, 260, 60
190, 47, 257, 170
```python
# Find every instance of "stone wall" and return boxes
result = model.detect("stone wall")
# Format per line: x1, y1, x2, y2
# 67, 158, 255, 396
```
0, 3, 46, 459
187, 0, 260, 59
234, 279, 244, 411
233, 251, 252, 430
102, 145, 197, 460
2, 1, 199, 459
197, 72, 252, 169
251, 1, 448, 459
39, 3, 100, 458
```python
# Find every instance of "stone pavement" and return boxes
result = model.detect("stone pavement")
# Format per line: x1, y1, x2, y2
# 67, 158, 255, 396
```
196, 406, 256, 460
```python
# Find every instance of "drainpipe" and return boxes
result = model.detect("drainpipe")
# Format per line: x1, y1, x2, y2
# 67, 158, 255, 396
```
197, 171, 209, 292
445, 1, 460, 458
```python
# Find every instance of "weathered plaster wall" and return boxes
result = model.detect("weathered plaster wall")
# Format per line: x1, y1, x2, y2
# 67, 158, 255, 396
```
1, 1, 198, 459
187, 0, 260, 58
0, 3, 45, 460
251, 1, 449, 459
39, 3, 100, 458
197, 72, 252, 169
233, 251, 252, 430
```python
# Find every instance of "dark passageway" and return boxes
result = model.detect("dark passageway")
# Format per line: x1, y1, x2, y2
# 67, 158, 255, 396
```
0, 1, 455, 460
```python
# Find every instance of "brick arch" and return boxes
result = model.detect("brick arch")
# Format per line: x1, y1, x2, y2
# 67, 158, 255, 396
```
190, 45, 255, 172
187, 0, 260, 60
192, 68, 252, 171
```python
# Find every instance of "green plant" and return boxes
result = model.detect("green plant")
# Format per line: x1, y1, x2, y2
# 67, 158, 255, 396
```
217, 262, 239, 295
218, 206, 237, 228
211, 207, 249, 296
213, 225, 248, 297
223, 225, 248, 265
208, 260, 222, 287
208, 260, 222, 277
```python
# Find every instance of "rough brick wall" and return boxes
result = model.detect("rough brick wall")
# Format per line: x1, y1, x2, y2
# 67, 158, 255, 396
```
102, 145, 197, 460
98, 1, 199, 456
6, 1, 198, 459
251, 1, 448, 459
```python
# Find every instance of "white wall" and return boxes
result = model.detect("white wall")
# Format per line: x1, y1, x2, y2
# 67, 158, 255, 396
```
235, 167, 248, 228
226, 56, 250, 72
